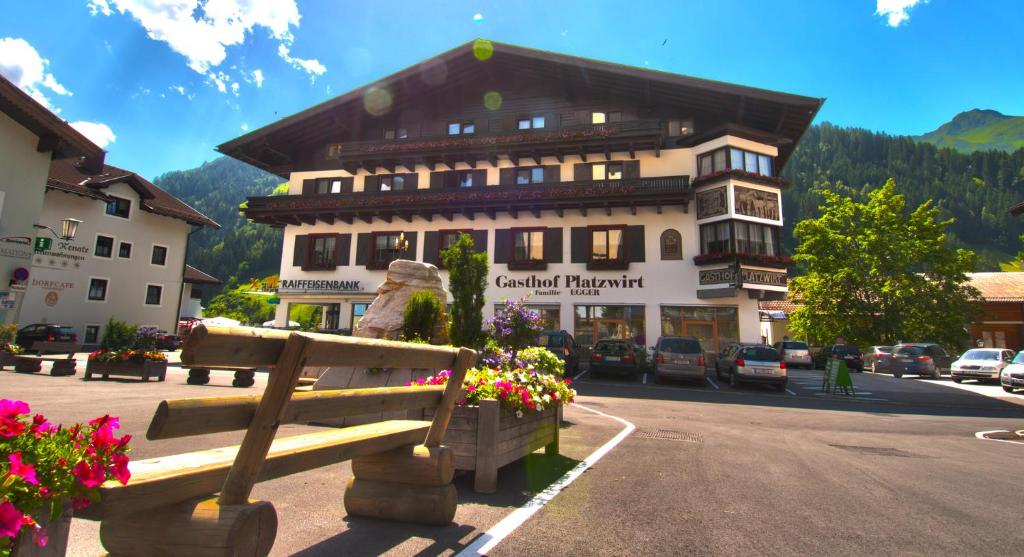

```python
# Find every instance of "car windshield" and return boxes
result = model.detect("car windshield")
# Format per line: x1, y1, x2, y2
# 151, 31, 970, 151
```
833, 345, 861, 356
595, 341, 632, 355
894, 346, 924, 356
741, 347, 781, 361
537, 333, 563, 349
1012, 352, 1024, 365
960, 349, 1000, 361
660, 338, 702, 354
782, 341, 808, 350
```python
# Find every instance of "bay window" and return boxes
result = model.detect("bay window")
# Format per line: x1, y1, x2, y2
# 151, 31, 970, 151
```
699, 147, 775, 177
699, 221, 780, 256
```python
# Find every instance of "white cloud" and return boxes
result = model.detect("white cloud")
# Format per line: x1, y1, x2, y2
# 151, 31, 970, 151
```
0, 37, 72, 109
70, 121, 117, 148
278, 44, 325, 80
251, 68, 264, 87
875, 0, 929, 27
169, 84, 195, 100
240, 122, 249, 131
230, 81, 239, 96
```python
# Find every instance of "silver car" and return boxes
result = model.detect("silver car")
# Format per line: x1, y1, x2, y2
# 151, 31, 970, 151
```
951, 348, 1014, 384
653, 336, 705, 383
774, 340, 812, 369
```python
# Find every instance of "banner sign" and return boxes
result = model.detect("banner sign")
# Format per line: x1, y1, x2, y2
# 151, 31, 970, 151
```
495, 273, 644, 297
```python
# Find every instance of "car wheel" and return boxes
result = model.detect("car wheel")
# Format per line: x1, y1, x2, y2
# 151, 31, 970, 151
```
775, 382, 787, 393
951, 376, 962, 384
932, 369, 942, 379
729, 369, 740, 388
1003, 386, 1015, 393
893, 371, 902, 379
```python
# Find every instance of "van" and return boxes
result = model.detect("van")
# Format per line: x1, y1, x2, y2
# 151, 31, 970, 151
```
653, 336, 705, 384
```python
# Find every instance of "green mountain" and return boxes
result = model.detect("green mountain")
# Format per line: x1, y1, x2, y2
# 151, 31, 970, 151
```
782, 123, 1024, 270
916, 109, 1024, 153
153, 157, 283, 301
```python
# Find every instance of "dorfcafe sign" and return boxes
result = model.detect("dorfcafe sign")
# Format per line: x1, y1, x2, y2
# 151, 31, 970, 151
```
699, 268, 787, 288
495, 274, 644, 296
278, 279, 364, 293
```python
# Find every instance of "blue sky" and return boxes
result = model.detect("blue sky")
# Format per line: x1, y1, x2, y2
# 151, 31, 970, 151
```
1, 0, 1021, 179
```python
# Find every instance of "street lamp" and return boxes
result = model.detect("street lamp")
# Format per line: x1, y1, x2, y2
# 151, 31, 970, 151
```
394, 232, 409, 254
34, 218, 82, 241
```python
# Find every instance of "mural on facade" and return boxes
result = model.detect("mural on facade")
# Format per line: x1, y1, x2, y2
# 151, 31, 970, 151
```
696, 187, 728, 219
734, 186, 780, 221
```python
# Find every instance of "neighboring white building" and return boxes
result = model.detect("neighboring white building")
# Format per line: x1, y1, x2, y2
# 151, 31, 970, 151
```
19, 159, 219, 343
180, 264, 221, 320
0, 74, 105, 325
221, 40, 822, 354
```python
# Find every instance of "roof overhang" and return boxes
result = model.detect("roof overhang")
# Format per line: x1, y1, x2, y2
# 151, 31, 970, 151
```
0, 74, 105, 164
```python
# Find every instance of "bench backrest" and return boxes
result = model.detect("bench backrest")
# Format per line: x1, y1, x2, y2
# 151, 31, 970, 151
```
173, 324, 476, 506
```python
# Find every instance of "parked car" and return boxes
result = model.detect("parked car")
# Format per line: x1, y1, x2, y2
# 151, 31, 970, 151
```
1000, 351, 1024, 393
864, 346, 894, 373
536, 330, 580, 375
814, 344, 864, 372
154, 330, 182, 351
15, 324, 77, 351
653, 336, 705, 384
589, 339, 642, 379
950, 348, 1014, 384
716, 343, 787, 392
888, 343, 954, 379
773, 340, 812, 369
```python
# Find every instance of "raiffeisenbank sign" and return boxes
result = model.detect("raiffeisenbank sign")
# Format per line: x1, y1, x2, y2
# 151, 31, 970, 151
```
494, 273, 644, 296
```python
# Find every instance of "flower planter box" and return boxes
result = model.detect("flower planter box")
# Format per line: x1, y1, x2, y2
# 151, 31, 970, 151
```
10, 504, 72, 557
424, 399, 561, 493
84, 359, 167, 381
0, 350, 18, 370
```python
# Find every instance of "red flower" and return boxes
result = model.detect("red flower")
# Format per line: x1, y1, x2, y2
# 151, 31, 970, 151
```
0, 417, 24, 438
0, 399, 29, 419
71, 498, 91, 511
30, 414, 53, 438
109, 453, 130, 485
72, 460, 105, 488
0, 501, 23, 539
7, 452, 38, 485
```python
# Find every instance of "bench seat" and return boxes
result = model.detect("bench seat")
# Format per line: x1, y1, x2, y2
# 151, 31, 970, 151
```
81, 419, 431, 520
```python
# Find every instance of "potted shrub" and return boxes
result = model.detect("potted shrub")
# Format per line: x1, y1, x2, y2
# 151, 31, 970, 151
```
0, 399, 131, 556
0, 326, 22, 370
85, 322, 168, 381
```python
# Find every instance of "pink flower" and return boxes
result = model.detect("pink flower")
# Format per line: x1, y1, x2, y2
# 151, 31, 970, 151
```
32, 523, 47, 547
0, 417, 24, 438
91, 424, 115, 450
0, 400, 29, 419
109, 453, 130, 485
7, 452, 38, 485
72, 460, 105, 488
88, 415, 119, 430
30, 414, 54, 438
71, 497, 91, 511
0, 501, 23, 539
37, 487, 51, 499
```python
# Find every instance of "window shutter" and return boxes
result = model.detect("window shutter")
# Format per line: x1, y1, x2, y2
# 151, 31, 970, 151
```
543, 228, 563, 263
473, 169, 487, 187
403, 231, 418, 260
363, 175, 379, 192
471, 230, 488, 254
626, 225, 646, 262
423, 232, 439, 265
494, 229, 511, 263
404, 173, 419, 189
443, 171, 459, 189
624, 160, 640, 179
543, 165, 560, 183
499, 167, 515, 186
573, 163, 590, 181
339, 177, 354, 193
335, 234, 351, 266
429, 172, 444, 189
292, 235, 308, 266
355, 233, 371, 266
576, 110, 590, 125
570, 227, 588, 263
302, 179, 316, 195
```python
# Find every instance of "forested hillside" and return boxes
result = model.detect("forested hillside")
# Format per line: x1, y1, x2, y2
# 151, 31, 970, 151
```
916, 109, 1024, 153
781, 123, 1024, 270
153, 157, 283, 300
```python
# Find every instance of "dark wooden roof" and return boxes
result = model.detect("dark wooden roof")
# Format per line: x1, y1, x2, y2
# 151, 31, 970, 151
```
47, 158, 220, 228
183, 264, 221, 285
0, 74, 105, 164
219, 39, 823, 177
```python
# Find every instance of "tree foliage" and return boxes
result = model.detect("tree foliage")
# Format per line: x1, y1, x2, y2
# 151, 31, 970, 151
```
402, 291, 445, 343
442, 233, 488, 348
204, 282, 276, 325
99, 318, 138, 351
789, 179, 980, 350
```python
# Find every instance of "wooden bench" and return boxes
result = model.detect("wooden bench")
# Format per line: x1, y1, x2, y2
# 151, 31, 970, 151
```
14, 341, 81, 376
78, 324, 476, 556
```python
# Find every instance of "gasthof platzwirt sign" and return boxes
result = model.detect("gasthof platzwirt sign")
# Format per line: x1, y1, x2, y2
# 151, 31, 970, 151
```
495, 273, 644, 296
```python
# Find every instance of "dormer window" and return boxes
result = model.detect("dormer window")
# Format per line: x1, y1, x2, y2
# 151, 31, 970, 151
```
448, 122, 475, 135
105, 196, 131, 218
517, 116, 545, 130
382, 128, 408, 140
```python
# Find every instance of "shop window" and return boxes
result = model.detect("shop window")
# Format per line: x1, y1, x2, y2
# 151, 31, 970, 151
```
661, 229, 682, 260
151, 245, 168, 266
84, 325, 100, 344
660, 306, 738, 354
372, 232, 405, 268
95, 235, 114, 258
306, 234, 337, 270
351, 303, 370, 331
88, 278, 108, 301
590, 226, 626, 263
495, 304, 560, 330
118, 241, 132, 259
145, 284, 163, 306
573, 305, 646, 349
105, 196, 131, 218
516, 167, 546, 185
512, 229, 545, 266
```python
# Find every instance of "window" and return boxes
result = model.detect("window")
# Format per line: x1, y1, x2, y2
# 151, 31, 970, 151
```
700, 221, 732, 254
591, 111, 621, 124
118, 241, 132, 259
306, 234, 337, 269
382, 127, 407, 139
515, 167, 546, 185
457, 171, 474, 188
591, 162, 623, 181
151, 245, 167, 266
734, 221, 780, 255
512, 229, 545, 263
145, 284, 162, 306
372, 232, 405, 267
351, 303, 369, 331
87, 278, 108, 301
438, 230, 470, 267
448, 122, 474, 135
84, 325, 100, 344
701, 147, 775, 177
105, 196, 130, 218
315, 178, 344, 194
661, 229, 682, 260
590, 227, 625, 262
517, 116, 545, 130
379, 175, 406, 192
95, 235, 114, 258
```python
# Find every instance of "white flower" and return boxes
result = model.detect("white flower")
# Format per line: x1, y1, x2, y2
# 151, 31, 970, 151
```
515, 410, 524, 419
542, 394, 552, 403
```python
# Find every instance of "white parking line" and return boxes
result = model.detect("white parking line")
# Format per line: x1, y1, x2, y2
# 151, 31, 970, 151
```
706, 377, 720, 390
642, 373, 648, 385
573, 368, 589, 381
975, 430, 1024, 445
456, 403, 636, 557
785, 389, 797, 396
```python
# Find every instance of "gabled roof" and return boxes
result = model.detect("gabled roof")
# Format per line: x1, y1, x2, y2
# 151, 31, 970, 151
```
967, 272, 1024, 303
183, 265, 221, 285
47, 158, 220, 228
0, 74, 105, 163
218, 39, 824, 177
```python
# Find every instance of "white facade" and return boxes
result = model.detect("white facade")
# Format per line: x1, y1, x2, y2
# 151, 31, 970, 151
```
20, 183, 190, 342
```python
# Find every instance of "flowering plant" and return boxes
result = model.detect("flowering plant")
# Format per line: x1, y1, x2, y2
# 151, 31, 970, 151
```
486, 298, 543, 354
134, 327, 160, 352
0, 400, 131, 555
0, 344, 21, 355
88, 349, 166, 363
410, 367, 575, 417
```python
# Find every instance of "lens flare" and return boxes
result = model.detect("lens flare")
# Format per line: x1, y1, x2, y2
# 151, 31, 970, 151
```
363, 86, 393, 116
473, 13, 484, 23
484, 91, 503, 111
472, 39, 494, 61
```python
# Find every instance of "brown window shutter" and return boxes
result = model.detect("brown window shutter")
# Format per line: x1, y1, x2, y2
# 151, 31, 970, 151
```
354, 233, 371, 266
494, 229, 511, 263
473, 169, 488, 187
443, 171, 459, 189
292, 235, 308, 266
543, 228, 563, 263
423, 231, 440, 265
302, 179, 316, 195
364, 175, 379, 192
573, 163, 591, 181
543, 165, 560, 183
404, 173, 419, 189
624, 160, 640, 179
570, 227, 588, 263
403, 231, 418, 260
429, 172, 444, 189
626, 225, 646, 262
471, 230, 488, 253
339, 177, 354, 193
335, 234, 351, 266
499, 167, 515, 186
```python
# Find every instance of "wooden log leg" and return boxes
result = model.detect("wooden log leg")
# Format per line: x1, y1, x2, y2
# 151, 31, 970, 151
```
232, 369, 256, 388
188, 368, 212, 385
50, 359, 76, 376
474, 399, 500, 493
344, 478, 457, 526
14, 360, 42, 373
352, 445, 454, 486
545, 404, 562, 455
100, 497, 277, 557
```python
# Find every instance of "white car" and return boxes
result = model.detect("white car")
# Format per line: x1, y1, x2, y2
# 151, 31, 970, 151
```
1001, 352, 1024, 393
951, 348, 1015, 384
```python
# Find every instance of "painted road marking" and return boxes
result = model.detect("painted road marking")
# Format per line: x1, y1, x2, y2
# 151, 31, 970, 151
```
642, 373, 648, 385
975, 430, 1024, 445
785, 389, 797, 396
456, 403, 636, 557
706, 377, 720, 390
573, 368, 590, 381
